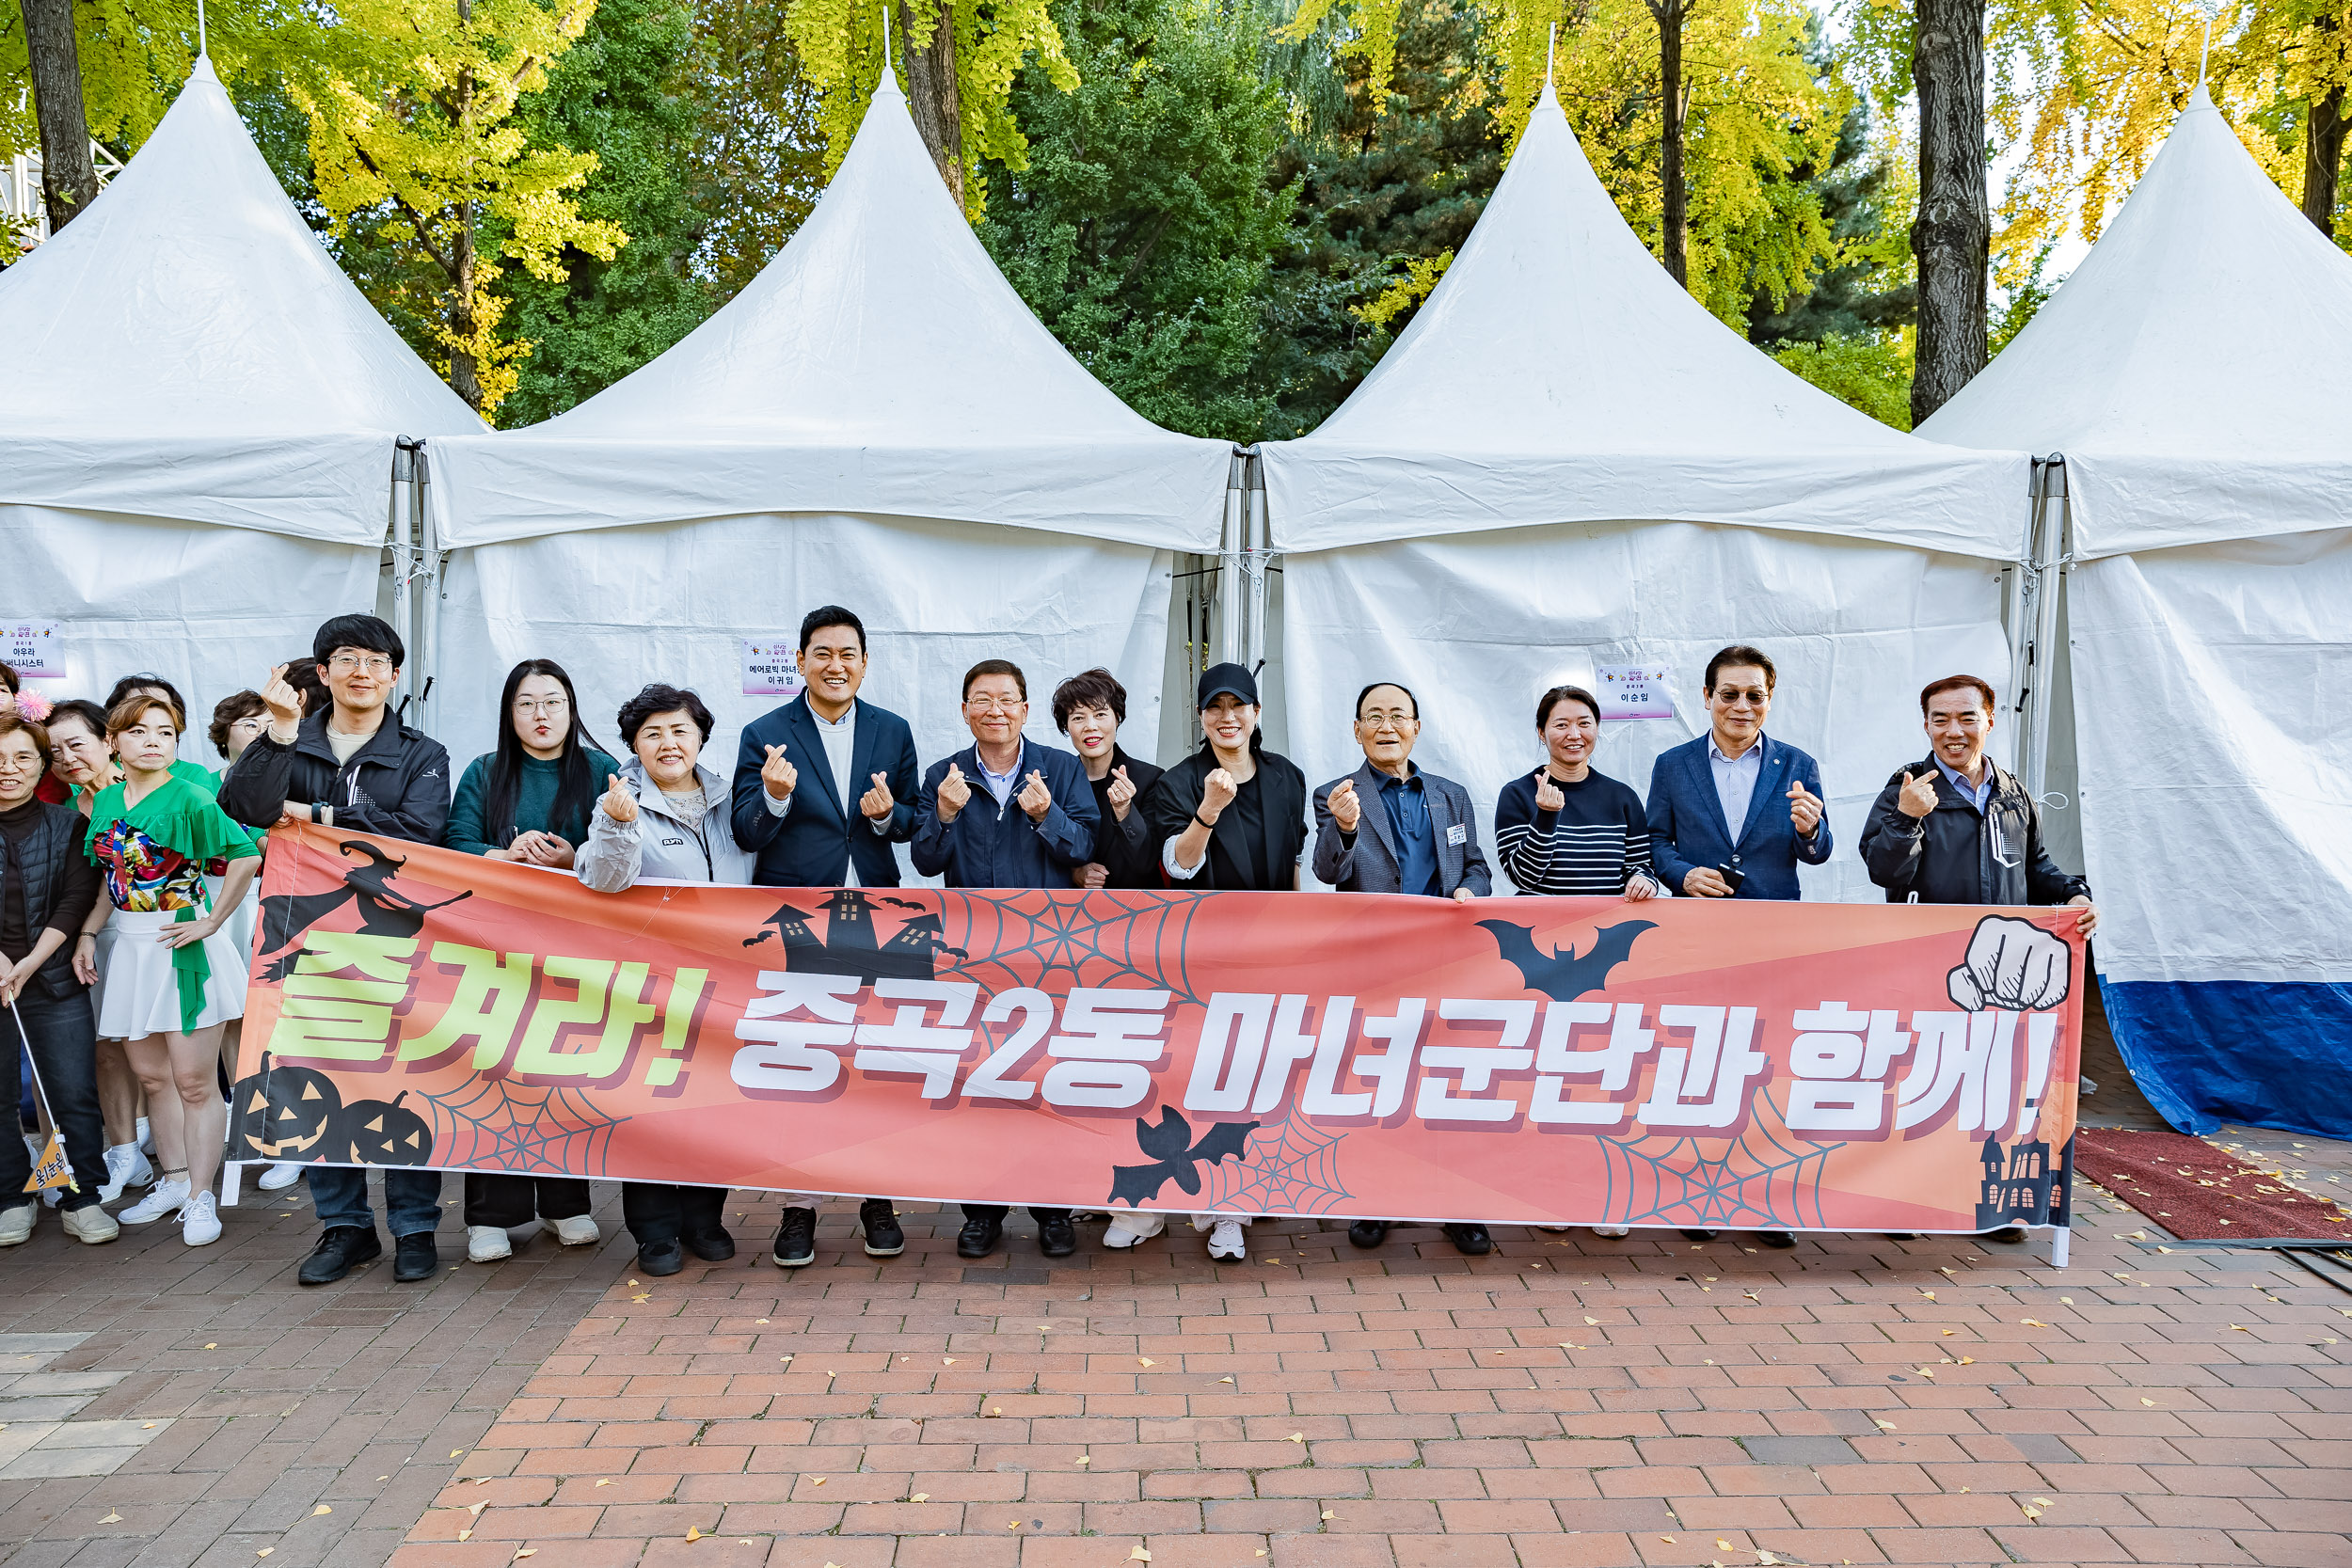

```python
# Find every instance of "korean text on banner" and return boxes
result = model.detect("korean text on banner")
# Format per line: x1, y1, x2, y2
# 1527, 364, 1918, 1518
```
233, 825, 2084, 1234
3, 621, 63, 678
1595, 664, 1676, 721
740, 640, 803, 697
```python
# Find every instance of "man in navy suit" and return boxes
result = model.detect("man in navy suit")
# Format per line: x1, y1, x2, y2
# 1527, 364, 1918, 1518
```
728, 604, 921, 1271
1645, 643, 1832, 1249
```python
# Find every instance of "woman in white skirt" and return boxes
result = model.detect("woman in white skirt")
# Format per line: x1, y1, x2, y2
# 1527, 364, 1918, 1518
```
72, 694, 260, 1246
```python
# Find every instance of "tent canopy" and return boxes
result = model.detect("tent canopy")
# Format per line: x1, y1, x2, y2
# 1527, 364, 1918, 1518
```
426, 68, 1231, 552
1259, 81, 2024, 558
0, 57, 480, 545
1919, 85, 2352, 558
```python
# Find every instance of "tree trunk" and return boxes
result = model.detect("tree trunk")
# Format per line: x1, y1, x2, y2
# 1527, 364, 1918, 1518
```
2304, 15, 2347, 237
1910, 0, 1989, 425
1648, 0, 1691, 286
18, 0, 100, 234
447, 0, 485, 411
898, 2, 964, 208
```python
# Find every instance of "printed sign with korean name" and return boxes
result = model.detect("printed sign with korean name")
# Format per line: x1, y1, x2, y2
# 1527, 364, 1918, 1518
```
740, 640, 803, 697
3, 621, 63, 678
232, 824, 2085, 1236
1595, 663, 1675, 720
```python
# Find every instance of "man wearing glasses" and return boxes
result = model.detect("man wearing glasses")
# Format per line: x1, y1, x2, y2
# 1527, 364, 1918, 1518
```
1311, 680, 1497, 1258
218, 613, 454, 1286
913, 658, 1098, 1260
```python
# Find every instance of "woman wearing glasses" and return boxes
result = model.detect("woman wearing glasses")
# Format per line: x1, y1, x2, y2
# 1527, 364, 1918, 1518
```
445, 658, 620, 1263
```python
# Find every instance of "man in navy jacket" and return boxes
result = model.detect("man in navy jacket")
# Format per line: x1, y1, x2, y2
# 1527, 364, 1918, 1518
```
912, 658, 1098, 1261
728, 606, 919, 890
1644, 644, 1831, 1250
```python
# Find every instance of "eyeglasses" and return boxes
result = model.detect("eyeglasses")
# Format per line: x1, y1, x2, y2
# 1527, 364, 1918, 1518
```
1712, 688, 1770, 705
230, 716, 268, 731
514, 698, 570, 717
328, 654, 396, 675
1356, 710, 1415, 731
965, 697, 1025, 714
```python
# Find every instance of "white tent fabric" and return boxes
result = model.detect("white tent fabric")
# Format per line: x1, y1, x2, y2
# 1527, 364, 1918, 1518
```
0, 57, 476, 713
1919, 89, 2352, 1139
424, 71, 1229, 552
1259, 83, 2026, 559
1263, 82, 2021, 901
1921, 87, 2352, 559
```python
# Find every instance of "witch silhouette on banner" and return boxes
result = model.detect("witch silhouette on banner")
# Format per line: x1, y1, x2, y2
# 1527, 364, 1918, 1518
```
255, 838, 471, 979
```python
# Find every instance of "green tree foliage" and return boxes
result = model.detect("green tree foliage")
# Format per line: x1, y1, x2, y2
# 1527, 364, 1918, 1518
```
1771, 331, 1914, 426
685, 0, 831, 300
977, 0, 1295, 439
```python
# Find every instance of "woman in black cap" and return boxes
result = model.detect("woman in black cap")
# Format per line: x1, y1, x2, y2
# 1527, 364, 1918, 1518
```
1137, 661, 1309, 1263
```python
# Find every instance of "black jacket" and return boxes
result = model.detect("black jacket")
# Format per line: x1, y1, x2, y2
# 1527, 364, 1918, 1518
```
1140, 746, 1309, 891
218, 708, 453, 846
1085, 747, 1165, 889
1858, 756, 2090, 907
0, 800, 97, 1001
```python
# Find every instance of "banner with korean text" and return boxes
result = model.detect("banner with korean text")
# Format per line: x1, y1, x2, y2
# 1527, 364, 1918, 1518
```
233, 824, 2082, 1234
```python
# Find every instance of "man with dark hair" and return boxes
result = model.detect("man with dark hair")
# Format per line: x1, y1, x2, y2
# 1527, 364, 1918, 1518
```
217, 613, 453, 1285
726, 607, 919, 1269
914, 658, 1097, 1259
1051, 668, 1163, 890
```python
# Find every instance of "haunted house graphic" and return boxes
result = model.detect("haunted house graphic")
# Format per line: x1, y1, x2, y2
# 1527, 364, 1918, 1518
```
1977, 1133, 2072, 1228
743, 889, 961, 981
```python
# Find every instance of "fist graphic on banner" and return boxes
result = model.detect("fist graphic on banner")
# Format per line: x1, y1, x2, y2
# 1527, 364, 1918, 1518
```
1947, 914, 2072, 1012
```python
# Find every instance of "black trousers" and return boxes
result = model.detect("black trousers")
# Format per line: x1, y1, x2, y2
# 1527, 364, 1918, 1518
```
464, 1172, 594, 1228
961, 1204, 1071, 1226
1, 989, 105, 1214
622, 1182, 729, 1245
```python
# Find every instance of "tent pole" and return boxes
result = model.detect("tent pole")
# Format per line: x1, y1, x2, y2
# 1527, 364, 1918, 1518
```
1216, 448, 1246, 667
388, 441, 415, 714
2022, 455, 2069, 800
413, 441, 443, 737
1241, 447, 1269, 673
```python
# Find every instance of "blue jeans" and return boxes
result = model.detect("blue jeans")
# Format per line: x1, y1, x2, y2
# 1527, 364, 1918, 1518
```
306, 1165, 444, 1238
1, 989, 105, 1214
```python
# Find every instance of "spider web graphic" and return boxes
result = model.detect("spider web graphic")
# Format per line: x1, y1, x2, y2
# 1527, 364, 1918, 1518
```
1200, 1111, 1351, 1215
412, 1077, 631, 1178
1595, 1092, 1847, 1230
935, 891, 1213, 1006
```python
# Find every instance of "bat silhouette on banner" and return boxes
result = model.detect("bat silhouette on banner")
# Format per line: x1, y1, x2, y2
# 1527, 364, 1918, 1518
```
1108, 1107, 1259, 1205
1477, 918, 1656, 1001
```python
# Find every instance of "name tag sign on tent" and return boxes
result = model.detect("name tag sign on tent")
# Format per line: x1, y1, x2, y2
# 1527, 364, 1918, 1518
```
3, 621, 63, 679
1596, 664, 1675, 720
740, 640, 803, 697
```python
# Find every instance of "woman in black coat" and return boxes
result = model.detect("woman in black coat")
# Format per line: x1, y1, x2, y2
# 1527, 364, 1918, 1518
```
1051, 668, 1167, 890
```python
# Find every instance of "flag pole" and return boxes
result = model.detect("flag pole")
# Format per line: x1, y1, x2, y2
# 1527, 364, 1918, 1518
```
8, 1004, 79, 1194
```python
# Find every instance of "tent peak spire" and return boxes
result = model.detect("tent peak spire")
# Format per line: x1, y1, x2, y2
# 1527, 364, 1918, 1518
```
1543, 23, 1557, 99
877, 2, 903, 99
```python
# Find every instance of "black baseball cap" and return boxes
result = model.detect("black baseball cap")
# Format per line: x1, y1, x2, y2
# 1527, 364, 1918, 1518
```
1197, 661, 1260, 709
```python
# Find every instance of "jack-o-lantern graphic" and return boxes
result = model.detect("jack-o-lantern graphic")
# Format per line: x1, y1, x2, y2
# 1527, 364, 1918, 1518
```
228, 1055, 349, 1162
342, 1092, 435, 1167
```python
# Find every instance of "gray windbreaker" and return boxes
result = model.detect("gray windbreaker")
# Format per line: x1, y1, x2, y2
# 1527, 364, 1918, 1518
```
575, 757, 756, 891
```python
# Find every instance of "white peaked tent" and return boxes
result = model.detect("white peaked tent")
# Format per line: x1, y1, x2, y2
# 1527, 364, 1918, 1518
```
0, 57, 480, 711
1920, 87, 2352, 1140
424, 67, 1232, 832
1260, 83, 2030, 900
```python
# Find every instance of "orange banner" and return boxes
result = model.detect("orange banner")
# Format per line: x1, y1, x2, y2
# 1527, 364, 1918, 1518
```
232, 824, 2082, 1234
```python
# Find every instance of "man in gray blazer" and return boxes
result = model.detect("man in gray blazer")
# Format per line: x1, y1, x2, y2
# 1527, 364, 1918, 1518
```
1312, 682, 1493, 901
1312, 681, 1495, 1257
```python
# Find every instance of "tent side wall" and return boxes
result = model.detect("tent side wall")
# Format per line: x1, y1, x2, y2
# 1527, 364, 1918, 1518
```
430, 513, 1173, 885
2, 505, 384, 721
2068, 529, 2352, 1139
1279, 522, 2015, 902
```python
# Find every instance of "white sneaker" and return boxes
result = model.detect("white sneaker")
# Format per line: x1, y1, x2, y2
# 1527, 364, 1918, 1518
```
1590, 1225, 1631, 1238
467, 1224, 513, 1262
135, 1117, 153, 1159
182, 1190, 222, 1246
61, 1205, 119, 1244
258, 1163, 303, 1192
1104, 1212, 1168, 1249
543, 1213, 599, 1246
1206, 1219, 1247, 1261
0, 1205, 32, 1246
119, 1176, 190, 1225
100, 1143, 153, 1203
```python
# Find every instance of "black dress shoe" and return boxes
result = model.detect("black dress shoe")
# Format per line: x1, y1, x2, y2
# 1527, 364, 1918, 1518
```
1038, 1212, 1078, 1257
297, 1226, 381, 1286
638, 1238, 685, 1276
393, 1231, 439, 1282
772, 1206, 817, 1268
1679, 1228, 1720, 1241
1347, 1220, 1390, 1248
1981, 1225, 2027, 1243
957, 1215, 1003, 1259
1755, 1230, 1797, 1249
685, 1227, 736, 1261
1444, 1223, 1492, 1256
859, 1198, 904, 1259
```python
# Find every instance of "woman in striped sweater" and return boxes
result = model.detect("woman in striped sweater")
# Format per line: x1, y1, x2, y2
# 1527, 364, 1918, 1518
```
1493, 685, 1661, 901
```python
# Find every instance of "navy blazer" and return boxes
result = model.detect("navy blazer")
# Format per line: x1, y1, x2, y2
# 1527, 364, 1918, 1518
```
1644, 733, 1833, 900
728, 695, 919, 887
911, 738, 1099, 889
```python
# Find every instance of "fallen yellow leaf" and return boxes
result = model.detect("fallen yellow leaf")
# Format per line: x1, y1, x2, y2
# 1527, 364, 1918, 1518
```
2141, 1398, 2156, 1406
909, 1493, 929, 1502
1874, 1419, 1897, 1429
516, 1552, 535, 1560
1139, 1357, 1154, 1367
1584, 1316, 1600, 1325
811, 1477, 826, 1485
1287, 1432, 1304, 1443
2020, 1319, 2048, 1327
1131, 1550, 1152, 1563
1217, 1376, 1234, 1384
686, 1527, 703, 1541
313, 1504, 331, 1515
1322, 1511, 1334, 1520
1077, 1455, 1090, 1466
100, 1512, 123, 1525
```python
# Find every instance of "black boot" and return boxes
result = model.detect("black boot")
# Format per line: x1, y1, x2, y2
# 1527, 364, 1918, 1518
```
1444, 1224, 1492, 1256
1347, 1220, 1390, 1248
771, 1207, 818, 1268
297, 1226, 380, 1286
393, 1231, 439, 1282
1755, 1230, 1797, 1249
859, 1198, 904, 1258
957, 1214, 1003, 1259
